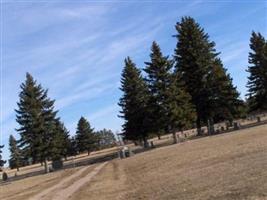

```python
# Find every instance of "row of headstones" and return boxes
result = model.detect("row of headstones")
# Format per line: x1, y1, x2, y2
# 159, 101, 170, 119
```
0, 159, 64, 181
246, 115, 263, 122
118, 116, 264, 159
212, 116, 262, 134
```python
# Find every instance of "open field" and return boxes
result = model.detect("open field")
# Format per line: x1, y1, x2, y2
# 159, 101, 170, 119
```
1, 124, 267, 200
4, 114, 267, 180
73, 124, 267, 200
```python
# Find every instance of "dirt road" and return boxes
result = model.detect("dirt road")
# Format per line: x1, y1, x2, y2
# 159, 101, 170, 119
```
29, 162, 107, 200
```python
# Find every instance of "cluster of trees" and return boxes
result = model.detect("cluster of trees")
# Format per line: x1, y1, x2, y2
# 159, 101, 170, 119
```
4, 74, 116, 172
119, 16, 266, 146
95, 129, 117, 150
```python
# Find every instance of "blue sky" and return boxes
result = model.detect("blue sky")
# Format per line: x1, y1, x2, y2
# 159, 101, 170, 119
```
0, 0, 266, 161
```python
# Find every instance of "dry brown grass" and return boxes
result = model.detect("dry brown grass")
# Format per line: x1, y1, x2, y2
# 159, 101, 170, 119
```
1, 167, 81, 200
4, 146, 119, 179
74, 124, 267, 200
1, 124, 266, 200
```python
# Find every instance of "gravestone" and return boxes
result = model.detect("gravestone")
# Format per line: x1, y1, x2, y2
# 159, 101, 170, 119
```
234, 122, 240, 130
150, 141, 155, 148
118, 146, 132, 159
226, 122, 231, 130
2, 172, 8, 181
52, 159, 63, 170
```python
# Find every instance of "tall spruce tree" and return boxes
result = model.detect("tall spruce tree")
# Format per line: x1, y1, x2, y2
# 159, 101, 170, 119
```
60, 123, 72, 159
75, 117, 96, 155
15, 73, 59, 173
166, 73, 196, 143
9, 135, 22, 171
143, 41, 173, 138
69, 136, 78, 156
246, 31, 267, 112
0, 145, 6, 168
50, 119, 71, 161
118, 57, 151, 147
174, 16, 240, 135
208, 58, 243, 123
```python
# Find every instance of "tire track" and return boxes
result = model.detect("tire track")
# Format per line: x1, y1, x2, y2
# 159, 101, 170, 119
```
52, 162, 108, 200
29, 165, 94, 200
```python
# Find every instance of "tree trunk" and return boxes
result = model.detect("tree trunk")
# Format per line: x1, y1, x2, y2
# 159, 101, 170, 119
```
172, 131, 178, 144
17, 167, 20, 172
157, 134, 161, 140
210, 118, 215, 134
44, 158, 49, 173
87, 150, 90, 156
196, 117, 201, 136
207, 119, 211, 135
229, 119, 233, 127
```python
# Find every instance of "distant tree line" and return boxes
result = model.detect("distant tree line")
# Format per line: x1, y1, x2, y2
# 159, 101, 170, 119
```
118, 16, 267, 146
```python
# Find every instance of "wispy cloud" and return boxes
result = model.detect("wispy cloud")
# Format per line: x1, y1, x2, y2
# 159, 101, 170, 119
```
88, 104, 118, 121
221, 42, 249, 63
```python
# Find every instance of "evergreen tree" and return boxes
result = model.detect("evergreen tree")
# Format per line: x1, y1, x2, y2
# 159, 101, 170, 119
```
174, 16, 240, 135
208, 58, 244, 123
69, 136, 78, 156
15, 73, 59, 173
143, 41, 173, 138
118, 57, 151, 147
75, 117, 96, 155
50, 119, 71, 161
9, 135, 22, 171
95, 129, 116, 149
166, 73, 196, 143
61, 124, 72, 159
246, 31, 267, 112
0, 145, 6, 168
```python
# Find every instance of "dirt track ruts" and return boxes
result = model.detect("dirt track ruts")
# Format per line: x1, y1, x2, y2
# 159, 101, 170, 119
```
29, 162, 107, 200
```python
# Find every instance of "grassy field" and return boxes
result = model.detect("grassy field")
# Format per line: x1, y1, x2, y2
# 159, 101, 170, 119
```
73, 124, 267, 200
1, 124, 267, 200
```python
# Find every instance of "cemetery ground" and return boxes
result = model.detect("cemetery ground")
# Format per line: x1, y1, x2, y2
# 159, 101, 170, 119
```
1, 123, 267, 200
